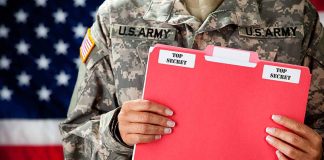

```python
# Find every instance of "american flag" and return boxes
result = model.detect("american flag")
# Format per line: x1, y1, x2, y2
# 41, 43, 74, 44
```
0, 0, 323, 160
0, 0, 103, 159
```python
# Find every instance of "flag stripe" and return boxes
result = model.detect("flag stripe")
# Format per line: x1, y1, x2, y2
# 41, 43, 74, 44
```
0, 120, 63, 145
319, 12, 324, 24
0, 146, 63, 160
85, 40, 91, 49
82, 47, 87, 57
80, 29, 95, 63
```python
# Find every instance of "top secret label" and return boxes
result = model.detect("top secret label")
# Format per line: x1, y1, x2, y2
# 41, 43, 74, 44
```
158, 50, 196, 68
262, 65, 301, 84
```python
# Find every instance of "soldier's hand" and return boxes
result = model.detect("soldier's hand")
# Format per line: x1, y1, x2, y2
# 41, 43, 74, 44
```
266, 115, 323, 160
118, 99, 175, 146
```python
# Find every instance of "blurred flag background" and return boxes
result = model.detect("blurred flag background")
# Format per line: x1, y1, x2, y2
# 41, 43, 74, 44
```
0, 0, 323, 160
0, 0, 103, 159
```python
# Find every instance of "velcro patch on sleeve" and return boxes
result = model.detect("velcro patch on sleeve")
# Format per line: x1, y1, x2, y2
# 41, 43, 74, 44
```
80, 29, 95, 63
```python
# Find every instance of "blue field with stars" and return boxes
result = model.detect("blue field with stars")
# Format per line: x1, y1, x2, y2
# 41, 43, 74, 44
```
0, 0, 103, 118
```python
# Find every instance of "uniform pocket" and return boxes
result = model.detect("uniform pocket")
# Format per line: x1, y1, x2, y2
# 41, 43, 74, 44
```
256, 38, 304, 65
136, 40, 179, 67
257, 43, 279, 62
136, 41, 153, 67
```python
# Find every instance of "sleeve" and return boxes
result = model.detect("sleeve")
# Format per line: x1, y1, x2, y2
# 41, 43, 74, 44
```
303, 3, 324, 137
59, 3, 133, 159
300, 2, 324, 159
305, 24, 324, 159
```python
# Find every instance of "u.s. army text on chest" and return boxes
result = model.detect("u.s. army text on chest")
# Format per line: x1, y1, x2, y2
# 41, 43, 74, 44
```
110, 24, 177, 41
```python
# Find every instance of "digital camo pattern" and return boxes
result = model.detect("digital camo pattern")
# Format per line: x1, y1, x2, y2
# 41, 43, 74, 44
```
59, 0, 324, 159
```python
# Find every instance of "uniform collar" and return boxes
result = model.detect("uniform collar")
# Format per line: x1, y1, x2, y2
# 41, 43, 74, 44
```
143, 0, 264, 31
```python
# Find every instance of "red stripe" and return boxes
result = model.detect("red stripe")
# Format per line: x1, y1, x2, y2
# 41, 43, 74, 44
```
0, 146, 64, 160
85, 40, 91, 50
86, 39, 92, 48
311, 0, 324, 10
82, 40, 87, 49
81, 47, 87, 57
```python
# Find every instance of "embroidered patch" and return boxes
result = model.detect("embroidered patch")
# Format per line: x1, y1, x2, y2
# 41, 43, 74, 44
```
110, 24, 177, 41
239, 25, 304, 38
80, 29, 95, 63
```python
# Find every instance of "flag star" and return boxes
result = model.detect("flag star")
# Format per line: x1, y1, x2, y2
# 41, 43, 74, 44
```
0, 56, 11, 70
54, 40, 69, 55
0, 86, 13, 101
35, 24, 49, 39
36, 54, 51, 70
74, 58, 81, 69
53, 9, 67, 24
17, 71, 31, 86
0, 25, 9, 38
55, 71, 70, 86
34, 0, 47, 7
73, 23, 86, 38
0, 0, 7, 6
37, 86, 51, 101
15, 9, 28, 23
16, 40, 30, 55
73, 0, 86, 7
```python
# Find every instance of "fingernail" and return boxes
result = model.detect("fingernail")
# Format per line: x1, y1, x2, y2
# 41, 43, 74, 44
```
164, 128, 172, 134
167, 120, 176, 127
266, 127, 275, 134
165, 109, 174, 116
272, 115, 281, 122
155, 135, 162, 140
275, 150, 281, 158
266, 135, 273, 142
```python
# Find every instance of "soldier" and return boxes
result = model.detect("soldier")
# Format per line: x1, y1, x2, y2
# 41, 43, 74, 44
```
59, 0, 324, 159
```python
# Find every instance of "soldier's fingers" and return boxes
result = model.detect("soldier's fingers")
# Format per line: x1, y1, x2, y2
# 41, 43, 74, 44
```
122, 99, 174, 117
266, 127, 310, 152
271, 115, 315, 140
122, 123, 172, 135
276, 150, 289, 160
266, 135, 306, 160
123, 111, 176, 128
127, 134, 162, 144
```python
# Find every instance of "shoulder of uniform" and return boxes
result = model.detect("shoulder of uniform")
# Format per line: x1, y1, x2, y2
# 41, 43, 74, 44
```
96, 0, 151, 16
303, 0, 324, 66
79, 28, 109, 70
79, 0, 152, 69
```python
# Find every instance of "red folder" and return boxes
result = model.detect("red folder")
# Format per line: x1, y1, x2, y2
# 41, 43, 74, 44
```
133, 44, 311, 160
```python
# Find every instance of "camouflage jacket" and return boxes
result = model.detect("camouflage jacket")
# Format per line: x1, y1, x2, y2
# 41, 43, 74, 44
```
59, 0, 324, 159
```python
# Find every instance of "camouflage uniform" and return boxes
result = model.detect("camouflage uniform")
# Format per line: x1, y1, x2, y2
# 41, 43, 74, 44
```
59, 0, 324, 159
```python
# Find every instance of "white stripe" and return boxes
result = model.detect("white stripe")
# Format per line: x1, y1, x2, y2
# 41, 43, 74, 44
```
319, 12, 324, 25
82, 38, 91, 52
85, 41, 91, 50
83, 46, 89, 56
83, 47, 88, 57
81, 48, 85, 58
86, 38, 92, 46
0, 119, 64, 145
82, 39, 88, 48
83, 38, 88, 45
84, 36, 89, 44
85, 39, 92, 49
83, 47, 89, 56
